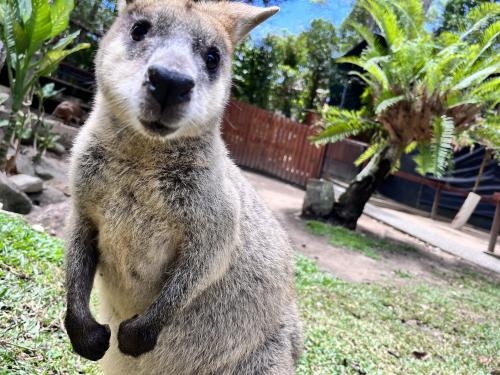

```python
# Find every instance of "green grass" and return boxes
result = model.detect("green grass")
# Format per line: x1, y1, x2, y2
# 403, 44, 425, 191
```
306, 220, 415, 259
1, 214, 499, 374
295, 255, 500, 374
0, 213, 99, 374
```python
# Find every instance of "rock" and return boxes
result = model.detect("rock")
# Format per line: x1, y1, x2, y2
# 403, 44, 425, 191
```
46, 119, 79, 149
9, 174, 44, 193
15, 152, 36, 176
34, 157, 66, 180
26, 201, 70, 238
52, 100, 84, 125
48, 142, 66, 156
0, 172, 32, 214
35, 164, 54, 180
28, 186, 67, 207
302, 178, 335, 218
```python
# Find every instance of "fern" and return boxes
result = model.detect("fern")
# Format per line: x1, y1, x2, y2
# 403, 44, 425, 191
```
430, 116, 455, 177
404, 141, 417, 154
375, 95, 405, 115
460, 3, 500, 43
310, 108, 376, 145
414, 121, 455, 177
414, 143, 433, 176
466, 20, 500, 69
319, 0, 498, 179
354, 141, 387, 166
453, 64, 500, 91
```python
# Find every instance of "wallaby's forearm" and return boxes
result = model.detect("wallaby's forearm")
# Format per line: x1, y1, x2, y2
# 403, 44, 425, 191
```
148, 232, 234, 322
118, 206, 237, 357
65, 214, 99, 316
64, 212, 110, 361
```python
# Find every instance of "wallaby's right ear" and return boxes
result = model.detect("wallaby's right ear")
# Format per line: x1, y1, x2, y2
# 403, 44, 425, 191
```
117, 0, 134, 14
202, 2, 279, 46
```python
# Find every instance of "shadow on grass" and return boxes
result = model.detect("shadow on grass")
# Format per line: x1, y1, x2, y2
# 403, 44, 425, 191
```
305, 220, 417, 260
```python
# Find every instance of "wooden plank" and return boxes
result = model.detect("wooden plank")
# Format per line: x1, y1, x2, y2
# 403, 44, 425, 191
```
488, 200, 500, 253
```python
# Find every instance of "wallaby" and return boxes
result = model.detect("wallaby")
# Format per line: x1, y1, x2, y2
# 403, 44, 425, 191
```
64, 1, 303, 374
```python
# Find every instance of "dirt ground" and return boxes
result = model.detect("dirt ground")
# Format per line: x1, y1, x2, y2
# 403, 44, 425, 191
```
242, 170, 500, 285
25, 153, 499, 284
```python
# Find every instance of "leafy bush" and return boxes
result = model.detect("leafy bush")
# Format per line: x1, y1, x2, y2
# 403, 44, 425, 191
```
312, 0, 500, 177
0, 0, 89, 171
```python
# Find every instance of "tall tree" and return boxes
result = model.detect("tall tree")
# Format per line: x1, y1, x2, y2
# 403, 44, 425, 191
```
299, 19, 337, 111
439, 0, 496, 33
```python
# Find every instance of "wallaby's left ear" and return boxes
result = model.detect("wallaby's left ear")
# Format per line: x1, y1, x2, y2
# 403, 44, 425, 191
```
206, 3, 279, 45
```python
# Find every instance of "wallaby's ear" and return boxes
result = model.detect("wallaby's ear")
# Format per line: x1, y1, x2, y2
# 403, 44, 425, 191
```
117, 0, 133, 14
206, 3, 279, 45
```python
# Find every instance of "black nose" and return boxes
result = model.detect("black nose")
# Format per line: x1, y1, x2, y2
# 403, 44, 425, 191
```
147, 65, 195, 110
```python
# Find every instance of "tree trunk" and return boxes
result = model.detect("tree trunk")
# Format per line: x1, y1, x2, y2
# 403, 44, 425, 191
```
328, 145, 397, 230
0, 113, 16, 171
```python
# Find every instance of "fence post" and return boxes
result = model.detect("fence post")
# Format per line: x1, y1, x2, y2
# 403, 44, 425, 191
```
488, 194, 500, 253
317, 143, 329, 179
431, 185, 442, 220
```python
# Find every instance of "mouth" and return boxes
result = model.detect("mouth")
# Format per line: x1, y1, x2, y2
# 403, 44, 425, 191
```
140, 120, 178, 136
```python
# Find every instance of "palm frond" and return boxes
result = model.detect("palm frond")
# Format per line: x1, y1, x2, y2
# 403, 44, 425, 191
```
404, 141, 417, 154
471, 76, 500, 98
310, 107, 376, 145
461, 3, 500, 41
431, 116, 455, 177
414, 142, 433, 176
360, 0, 403, 48
414, 116, 455, 177
337, 56, 389, 91
375, 95, 405, 115
354, 141, 387, 166
452, 64, 500, 91
465, 20, 500, 70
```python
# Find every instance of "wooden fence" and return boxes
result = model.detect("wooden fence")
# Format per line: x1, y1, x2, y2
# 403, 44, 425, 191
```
222, 100, 325, 187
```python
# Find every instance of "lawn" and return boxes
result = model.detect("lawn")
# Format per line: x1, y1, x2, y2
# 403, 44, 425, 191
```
1, 213, 499, 374
305, 220, 416, 260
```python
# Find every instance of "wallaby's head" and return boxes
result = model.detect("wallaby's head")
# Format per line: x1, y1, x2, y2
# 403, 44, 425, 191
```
96, 0, 278, 139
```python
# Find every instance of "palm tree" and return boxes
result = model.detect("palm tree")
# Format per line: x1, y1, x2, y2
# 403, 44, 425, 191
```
310, 0, 499, 229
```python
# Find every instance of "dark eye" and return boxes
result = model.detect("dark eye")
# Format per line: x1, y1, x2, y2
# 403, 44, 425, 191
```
205, 48, 220, 72
131, 20, 151, 42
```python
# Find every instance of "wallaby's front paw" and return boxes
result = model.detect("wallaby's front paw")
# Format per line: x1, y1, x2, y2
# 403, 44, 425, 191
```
118, 314, 159, 357
64, 311, 111, 361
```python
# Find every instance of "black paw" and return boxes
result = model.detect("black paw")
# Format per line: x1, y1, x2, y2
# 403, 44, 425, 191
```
118, 314, 158, 357
64, 311, 111, 361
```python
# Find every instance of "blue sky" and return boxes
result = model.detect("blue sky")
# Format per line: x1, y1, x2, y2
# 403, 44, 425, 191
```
250, 0, 356, 38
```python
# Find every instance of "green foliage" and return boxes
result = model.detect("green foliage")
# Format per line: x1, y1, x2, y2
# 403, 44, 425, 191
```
312, 0, 500, 177
233, 35, 282, 111
65, 0, 116, 70
438, 0, 496, 34
299, 19, 338, 111
233, 19, 339, 121
0, 0, 89, 170
309, 107, 376, 144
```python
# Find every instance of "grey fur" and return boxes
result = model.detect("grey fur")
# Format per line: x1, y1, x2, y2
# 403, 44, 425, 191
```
64, 1, 302, 374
